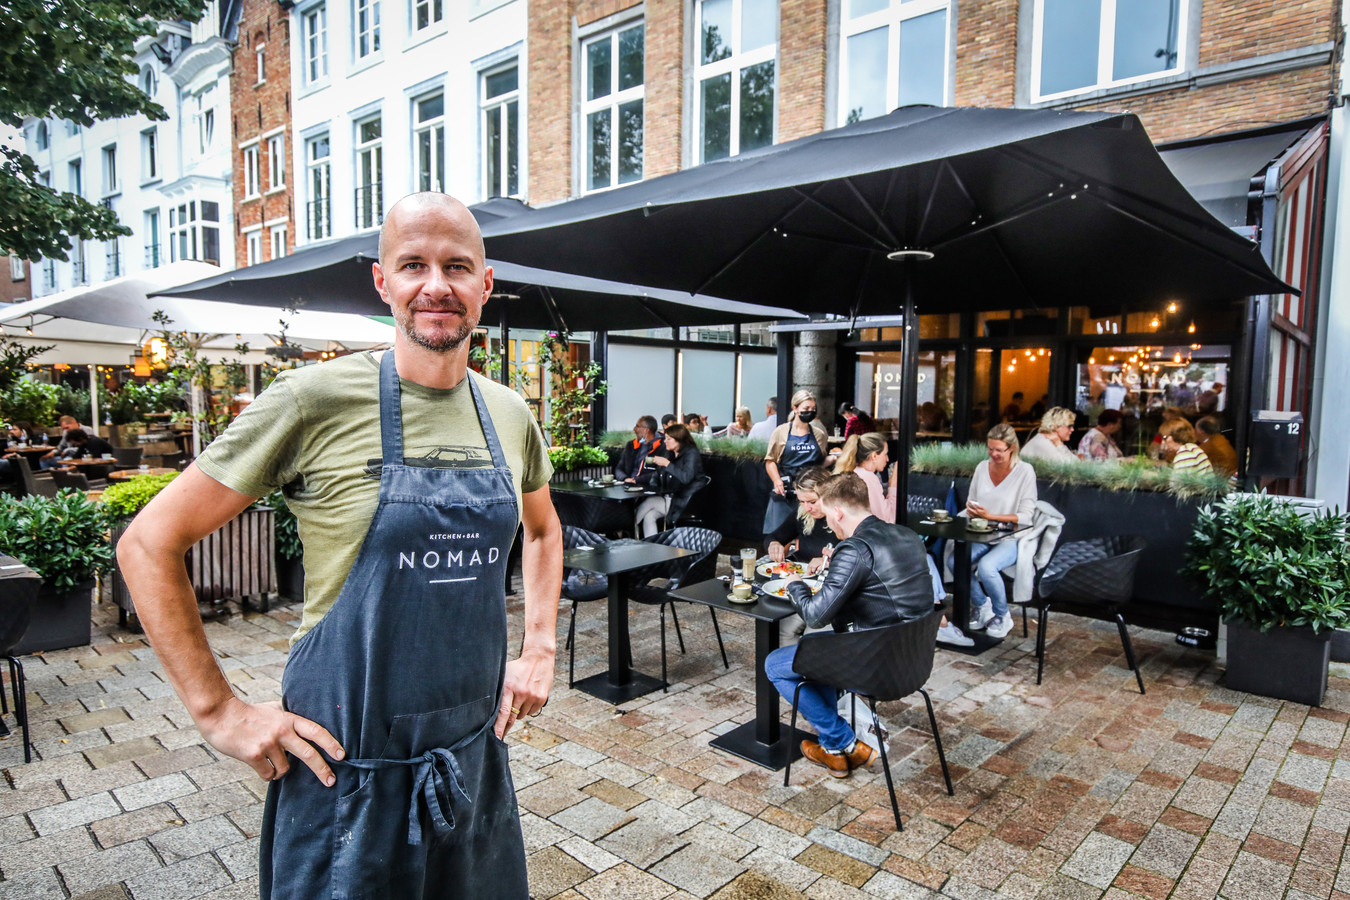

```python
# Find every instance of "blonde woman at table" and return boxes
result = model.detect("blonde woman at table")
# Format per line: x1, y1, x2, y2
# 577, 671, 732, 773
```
1019, 407, 1078, 464
965, 423, 1038, 639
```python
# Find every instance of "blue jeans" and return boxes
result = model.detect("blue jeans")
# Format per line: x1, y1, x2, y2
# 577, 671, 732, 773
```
765, 644, 854, 752
926, 554, 945, 602
969, 539, 1018, 618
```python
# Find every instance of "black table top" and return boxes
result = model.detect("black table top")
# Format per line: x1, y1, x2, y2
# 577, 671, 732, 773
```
551, 480, 652, 501
905, 514, 1030, 545
669, 577, 801, 623
563, 539, 696, 575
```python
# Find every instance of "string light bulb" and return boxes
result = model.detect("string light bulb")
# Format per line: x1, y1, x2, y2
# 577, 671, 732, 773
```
1188, 321, 1196, 334
1167, 302, 1178, 313
1149, 317, 1160, 329
1089, 356, 1096, 364
1173, 352, 1182, 364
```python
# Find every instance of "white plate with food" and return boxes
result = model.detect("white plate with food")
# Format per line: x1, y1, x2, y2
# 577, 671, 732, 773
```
761, 578, 822, 599
757, 560, 810, 579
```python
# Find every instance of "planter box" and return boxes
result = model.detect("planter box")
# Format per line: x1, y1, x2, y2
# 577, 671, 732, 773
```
1226, 619, 1331, 706
696, 454, 774, 542
277, 555, 305, 603
550, 463, 611, 483
14, 580, 94, 655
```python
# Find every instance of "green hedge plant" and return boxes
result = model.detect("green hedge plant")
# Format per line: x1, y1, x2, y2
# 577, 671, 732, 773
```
547, 445, 609, 472
0, 491, 113, 593
101, 472, 179, 521
1184, 492, 1350, 634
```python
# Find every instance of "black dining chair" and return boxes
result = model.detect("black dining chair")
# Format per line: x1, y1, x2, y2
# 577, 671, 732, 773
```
14, 460, 57, 498
561, 526, 609, 688
629, 527, 727, 690
112, 447, 143, 468
660, 474, 711, 531
51, 469, 92, 492
784, 611, 954, 831
1026, 534, 1148, 692
551, 489, 634, 538
0, 564, 42, 763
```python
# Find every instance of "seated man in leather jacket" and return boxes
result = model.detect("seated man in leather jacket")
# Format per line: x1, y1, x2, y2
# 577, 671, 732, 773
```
765, 472, 934, 778
616, 416, 664, 485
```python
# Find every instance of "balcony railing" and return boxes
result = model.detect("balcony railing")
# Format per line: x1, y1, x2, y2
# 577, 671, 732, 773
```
105, 250, 121, 279
308, 197, 331, 241
145, 245, 163, 268
73, 259, 88, 285
355, 182, 383, 230
41, 265, 55, 291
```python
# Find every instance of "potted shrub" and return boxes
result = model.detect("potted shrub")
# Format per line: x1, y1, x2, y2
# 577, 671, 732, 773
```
1185, 492, 1350, 706
103, 473, 180, 629
0, 491, 113, 653
547, 445, 611, 482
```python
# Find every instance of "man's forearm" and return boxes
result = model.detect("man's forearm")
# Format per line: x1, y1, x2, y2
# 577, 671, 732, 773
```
519, 524, 562, 654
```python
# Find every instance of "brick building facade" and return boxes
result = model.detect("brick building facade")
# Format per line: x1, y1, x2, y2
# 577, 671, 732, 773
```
231, 0, 294, 268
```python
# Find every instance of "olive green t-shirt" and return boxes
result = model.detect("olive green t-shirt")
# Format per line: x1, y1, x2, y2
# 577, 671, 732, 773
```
196, 352, 553, 642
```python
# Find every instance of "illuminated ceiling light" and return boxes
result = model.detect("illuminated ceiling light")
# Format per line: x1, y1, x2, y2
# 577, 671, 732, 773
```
886, 249, 935, 261
1149, 317, 1160, 329
1191, 343, 1201, 350
1038, 348, 1045, 356
1007, 365, 1015, 373
1167, 302, 1178, 313
1089, 356, 1096, 364
1188, 321, 1196, 333
1173, 352, 1183, 364
1108, 355, 1115, 362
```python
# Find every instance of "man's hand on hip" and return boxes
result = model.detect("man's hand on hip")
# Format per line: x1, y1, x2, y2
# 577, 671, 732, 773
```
495, 647, 555, 739
199, 696, 346, 785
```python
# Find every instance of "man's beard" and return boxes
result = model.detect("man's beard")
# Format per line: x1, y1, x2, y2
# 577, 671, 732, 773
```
395, 301, 478, 352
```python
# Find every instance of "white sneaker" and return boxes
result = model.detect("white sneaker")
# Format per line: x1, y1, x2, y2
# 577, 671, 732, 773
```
936, 622, 975, 647
968, 602, 994, 631
986, 614, 1014, 639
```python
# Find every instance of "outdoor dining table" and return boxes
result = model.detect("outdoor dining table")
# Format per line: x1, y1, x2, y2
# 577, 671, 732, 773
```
906, 514, 1031, 649
107, 467, 178, 480
6, 446, 54, 469
563, 538, 697, 704
666, 577, 812, 769
61, 458, 117, 477
550, 479, 648, 535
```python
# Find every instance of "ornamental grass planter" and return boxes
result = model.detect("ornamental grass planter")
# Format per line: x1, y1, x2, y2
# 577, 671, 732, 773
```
13, 580, 94, 655
1225, 620, 1332, 707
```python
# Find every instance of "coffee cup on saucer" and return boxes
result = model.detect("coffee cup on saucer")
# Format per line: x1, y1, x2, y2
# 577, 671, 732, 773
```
732, 582, 753, 600
931, 508, 950, 522
966, 518, 991, 532
600, 473, 615, 483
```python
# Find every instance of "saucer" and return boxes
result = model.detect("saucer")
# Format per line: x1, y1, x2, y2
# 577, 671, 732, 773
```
727, 592, 757, 604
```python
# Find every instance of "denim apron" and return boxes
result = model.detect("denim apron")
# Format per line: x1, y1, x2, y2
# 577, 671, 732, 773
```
259, 352, 527, 899
762, 427, 824, 536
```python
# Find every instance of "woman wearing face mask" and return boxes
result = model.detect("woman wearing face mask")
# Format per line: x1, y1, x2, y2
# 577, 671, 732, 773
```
762, 390, 829, 536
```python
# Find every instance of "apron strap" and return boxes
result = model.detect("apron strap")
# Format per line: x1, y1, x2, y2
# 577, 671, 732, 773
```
378, 351, 508, 472
337, 715, 496, 846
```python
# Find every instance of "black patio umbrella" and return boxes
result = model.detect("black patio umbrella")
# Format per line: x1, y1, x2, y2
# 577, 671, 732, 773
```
480, 105, 1291, 316
153, 201, 801, 332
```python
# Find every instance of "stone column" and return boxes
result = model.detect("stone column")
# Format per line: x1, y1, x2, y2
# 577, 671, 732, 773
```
793, 329, 839, 432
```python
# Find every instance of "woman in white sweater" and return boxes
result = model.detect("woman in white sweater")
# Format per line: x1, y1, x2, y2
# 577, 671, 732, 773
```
1019, 407, 1078, 464
965, 423, 1038, 639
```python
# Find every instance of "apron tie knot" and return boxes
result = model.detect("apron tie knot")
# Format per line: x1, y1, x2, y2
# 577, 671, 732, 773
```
408, 747, 472, 846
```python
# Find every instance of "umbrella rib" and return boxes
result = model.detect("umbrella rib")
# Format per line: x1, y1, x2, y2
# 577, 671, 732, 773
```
915, 162, 949, 243
634, 296, 678, 330
928, 192, 1077, 249
789, 186, 895, 252
939, 162, 1042, 309
838, 178, 902, 248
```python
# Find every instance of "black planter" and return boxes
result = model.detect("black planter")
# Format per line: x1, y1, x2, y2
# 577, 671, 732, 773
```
14, 580, 94, 655
1226, 619, 1331, 706
696, 454, 775, 542
277, 555, 305, 603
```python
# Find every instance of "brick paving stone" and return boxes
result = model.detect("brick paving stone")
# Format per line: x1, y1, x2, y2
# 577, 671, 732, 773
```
69, 886, 132, 900
1130, 824, 1200, 879
1220, 849, 1292, 900
28, 792, 121, 836
0, 866, 65, 899
111, 772, 196, 812
122, 853, 232, 900
550, 796, 636, 841
59, 708, 131, 734
215, 834, 260, 881
148, 815, 245, 864
650, 842, 746, 897
0, 825, 98, 878
84, 737, 162, 770
708, 870, 808, 900
1059, 832, 1134, 890
597, 820, 687, 869
575, 861, 677, 900
57, 840, 162, 895
531, 845, 600, 899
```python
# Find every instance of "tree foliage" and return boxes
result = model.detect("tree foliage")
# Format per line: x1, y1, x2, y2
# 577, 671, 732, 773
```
0, 0, 206, 260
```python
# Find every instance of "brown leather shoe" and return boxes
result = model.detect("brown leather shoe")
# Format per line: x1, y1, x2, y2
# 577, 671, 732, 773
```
845, 740, 878, 772
800, 740, 851, 778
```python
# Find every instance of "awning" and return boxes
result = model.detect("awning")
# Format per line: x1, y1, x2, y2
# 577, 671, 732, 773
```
1158, 118, 1319, 229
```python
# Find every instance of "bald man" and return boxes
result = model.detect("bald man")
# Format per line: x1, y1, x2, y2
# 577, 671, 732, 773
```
119, 192, 562, 898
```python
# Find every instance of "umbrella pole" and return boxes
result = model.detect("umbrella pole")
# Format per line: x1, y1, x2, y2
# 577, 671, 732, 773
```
499, 299, 511, 387
897, 272, 919, 505
88, 365, 100, 437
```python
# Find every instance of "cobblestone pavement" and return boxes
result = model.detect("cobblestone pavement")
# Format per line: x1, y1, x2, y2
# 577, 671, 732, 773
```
1, 581, 1348, 900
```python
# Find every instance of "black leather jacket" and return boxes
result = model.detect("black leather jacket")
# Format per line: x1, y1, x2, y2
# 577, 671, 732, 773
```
615, 437, 662, 482
786, 516, 934, 632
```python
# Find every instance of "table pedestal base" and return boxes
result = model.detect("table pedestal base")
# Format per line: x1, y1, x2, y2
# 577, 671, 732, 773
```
711, 721, 812, 770
573, 670, 665, 704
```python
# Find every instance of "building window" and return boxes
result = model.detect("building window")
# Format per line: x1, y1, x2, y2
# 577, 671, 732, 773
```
356, 0, 380, 58
267, 134, 286, 190
144, 209, 161, 268
242, 144, 260, 197
304, 5, 328, 84
271, 224, 288, 259
34, 121, 48, 150
256, 44, 266, 83
413, 0, 442, 31
68, 159, 81, 196
1032, 0, 1186, 101
414, 92, 445, 193
355, 116, 383, 228
169, 201, 222, 265
839, 0, 948, 125
307, 135, 331, 240
141, 67, 157, 98
73, 241, 87, 285
141, 129, 158, 181
10, 256, 25, 281
101, 145, 118, 195
582, 23, 644, 192
245, 229, 262, 264
694, 0, 776, 163
105, 238, 121, 279
480, 66, 519, 198
196, 88, 216, 154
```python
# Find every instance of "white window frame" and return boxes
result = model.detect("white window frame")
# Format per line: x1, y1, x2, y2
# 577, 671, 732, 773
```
306, 134, 332, 240
303, 4, 329, 85
242, 143, 261, 198
255, 43, 266, 83
243, 226, 263, 265
101, 144, 118, 195
10, 256, 25, 281
355, 115, 383, 228
412, 0, 443, 32
196, 89, 216, 155
270, 223, 288, 259
414, 91, 446, 194
267, 134, 286, 191
67, 159, 81, 197
34, 122, 48, 151
580, 22, 645, 193
837, 0, 950, 126
355, 0, 381, 59
479, 64, 521, 199
692, 0, 778, 164
141, 128, 159, 182
144, 209, 162, 268
1030, 0, 1189, 103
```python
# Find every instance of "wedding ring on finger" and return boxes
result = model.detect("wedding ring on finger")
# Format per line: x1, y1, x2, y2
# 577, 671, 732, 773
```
510, 706, 521, 716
